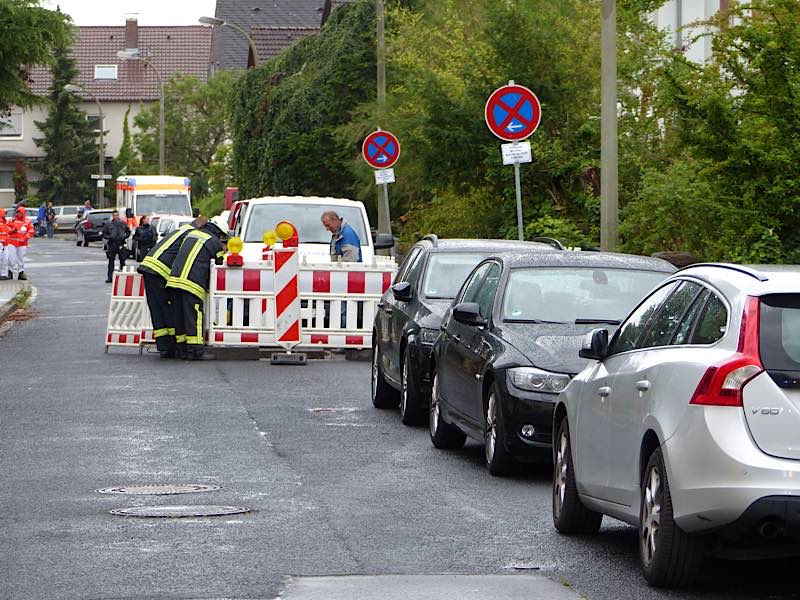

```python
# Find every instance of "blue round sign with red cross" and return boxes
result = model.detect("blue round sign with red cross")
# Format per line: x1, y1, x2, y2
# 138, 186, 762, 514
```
485, 84, 542, 142
362, 130, 401, 169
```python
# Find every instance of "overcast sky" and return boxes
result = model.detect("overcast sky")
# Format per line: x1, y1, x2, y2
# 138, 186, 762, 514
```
42, 0, 218, 26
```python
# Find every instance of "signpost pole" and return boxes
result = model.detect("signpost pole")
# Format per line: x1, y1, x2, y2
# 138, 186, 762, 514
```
376, 127, 392, 236
513, 158, 524, 241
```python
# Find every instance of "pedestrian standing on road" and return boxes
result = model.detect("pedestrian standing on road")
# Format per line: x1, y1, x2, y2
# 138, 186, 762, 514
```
165, 216, 227, 360
7, 207, 34, 280
133, 215, 157, 262
0, 208, 9, 280
102, 210, 130, 283
79, 200, 93, 219
137, 221, 197, 358
45, 202, 56, 238
36, 203, 46, 237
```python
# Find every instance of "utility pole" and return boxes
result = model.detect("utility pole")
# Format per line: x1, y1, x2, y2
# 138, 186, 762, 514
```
600, 0, 618, 252
375, 0, 391, 236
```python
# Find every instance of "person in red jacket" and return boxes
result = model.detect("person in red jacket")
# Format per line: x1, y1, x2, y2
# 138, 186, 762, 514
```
0, 208, 9, 280
7, 207, 34, 280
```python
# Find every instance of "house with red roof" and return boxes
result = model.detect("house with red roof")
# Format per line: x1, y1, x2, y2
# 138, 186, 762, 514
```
0, 18, 210, 208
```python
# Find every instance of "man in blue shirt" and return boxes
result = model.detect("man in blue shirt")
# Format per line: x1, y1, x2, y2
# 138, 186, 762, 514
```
36, 203, 46, 237
321, 211, 362, 262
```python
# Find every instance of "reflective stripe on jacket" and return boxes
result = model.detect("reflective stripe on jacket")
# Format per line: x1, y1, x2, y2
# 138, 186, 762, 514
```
8, 218, 34, 247
138, 223, 194, 280
165, 229, 225, 300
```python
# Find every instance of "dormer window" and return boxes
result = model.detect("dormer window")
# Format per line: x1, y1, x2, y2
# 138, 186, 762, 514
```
94, 65, 118, 80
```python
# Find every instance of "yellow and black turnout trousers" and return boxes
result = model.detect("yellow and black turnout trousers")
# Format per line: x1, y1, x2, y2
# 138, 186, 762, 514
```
137, 223, 194, 352
165, 229, 225, 354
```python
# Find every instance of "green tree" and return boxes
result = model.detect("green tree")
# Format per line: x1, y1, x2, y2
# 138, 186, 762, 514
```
33, 41, 97, 204
134, 70, 240, 198
13, 159, 28, 203
0, 0, 71, 112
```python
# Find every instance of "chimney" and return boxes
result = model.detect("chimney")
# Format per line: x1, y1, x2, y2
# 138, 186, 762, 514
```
125, 16, 139, 52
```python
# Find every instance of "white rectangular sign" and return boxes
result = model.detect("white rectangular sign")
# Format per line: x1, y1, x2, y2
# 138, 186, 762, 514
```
501, 141, 532, 165
96, 179, 105, 188
374, 168, 395, 185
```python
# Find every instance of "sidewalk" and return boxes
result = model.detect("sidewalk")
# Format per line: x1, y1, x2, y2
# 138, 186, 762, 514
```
0, 278, 30, 323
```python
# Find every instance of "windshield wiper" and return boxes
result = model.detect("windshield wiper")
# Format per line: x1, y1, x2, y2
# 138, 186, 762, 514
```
504, 318, 568, 324
575, 318, 621, 325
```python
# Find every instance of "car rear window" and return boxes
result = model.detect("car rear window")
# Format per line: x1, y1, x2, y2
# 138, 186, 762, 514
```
88, 212, 112, 224
760, 294, 800, 372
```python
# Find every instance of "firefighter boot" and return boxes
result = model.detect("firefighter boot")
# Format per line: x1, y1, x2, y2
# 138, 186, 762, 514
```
17, 271, 27, 280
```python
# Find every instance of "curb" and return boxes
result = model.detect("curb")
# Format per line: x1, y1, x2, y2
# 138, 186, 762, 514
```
0, 300, 19, 326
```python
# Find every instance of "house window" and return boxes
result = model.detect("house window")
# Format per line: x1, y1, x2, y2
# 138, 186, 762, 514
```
0, 170, 14, 190
86, 115, 104, 134
0, 108, 23, 138
94, 65, 118, 80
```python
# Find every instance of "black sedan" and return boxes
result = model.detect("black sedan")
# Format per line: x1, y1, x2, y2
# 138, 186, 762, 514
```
429, 251, 675, 475
75, 210, 113, 246
371, 236, 553, 426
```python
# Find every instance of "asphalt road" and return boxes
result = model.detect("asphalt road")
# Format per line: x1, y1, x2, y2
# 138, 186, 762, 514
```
2, 238, 799, 600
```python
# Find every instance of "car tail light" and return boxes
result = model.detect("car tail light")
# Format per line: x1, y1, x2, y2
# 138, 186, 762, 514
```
690, 296, 762, 407
83, 221, 92, 229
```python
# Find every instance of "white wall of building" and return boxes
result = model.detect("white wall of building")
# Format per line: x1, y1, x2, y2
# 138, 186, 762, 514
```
651, 0, 723, 63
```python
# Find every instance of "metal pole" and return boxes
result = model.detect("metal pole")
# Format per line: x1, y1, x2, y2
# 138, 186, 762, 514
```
601, 0, 618, 252
140, 56, 165, 175
226, 22, 260, 67
95, 99, 105, 209
375, 0, 391, 236
513, 161, 524, 241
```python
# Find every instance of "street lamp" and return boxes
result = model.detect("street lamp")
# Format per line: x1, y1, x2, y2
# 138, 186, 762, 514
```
117, 50, 165, 175
199, 16, 260, 67
64, 83, 105, 208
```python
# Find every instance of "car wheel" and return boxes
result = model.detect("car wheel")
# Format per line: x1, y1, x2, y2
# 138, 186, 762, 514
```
552, 418, 603, 533
429, 371, 466, 449
484, 382, 515, 476
400, 344, 425, 426
639, 448, 704, 587
371, 342, 399, 409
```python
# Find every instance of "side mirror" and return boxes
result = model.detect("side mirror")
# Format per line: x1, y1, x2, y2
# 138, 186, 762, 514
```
452, 302, 487, 327
392, 281, 412, 302
125, 208, 133, 219
374, 233, 395, 250
579, 328, 609, 361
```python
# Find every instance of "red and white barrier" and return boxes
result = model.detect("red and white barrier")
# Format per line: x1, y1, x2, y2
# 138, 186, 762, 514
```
105, 268, 154, 352
274, 249, 301, 347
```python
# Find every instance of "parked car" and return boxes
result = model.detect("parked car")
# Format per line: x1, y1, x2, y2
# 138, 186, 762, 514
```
553, 263, 800, 587
75, 210, 113, 246
372, 236, 555, 425
429, 251, 675, 476
54, 205, 83, 232
150, 214, 194, 242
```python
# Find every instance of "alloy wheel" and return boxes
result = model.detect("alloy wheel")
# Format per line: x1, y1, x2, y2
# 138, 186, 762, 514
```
485, 392, 497, 465
429, 374, 440, 434
641, 465, 662, 566
371, 346, 379, 401
554, 429, 568, 518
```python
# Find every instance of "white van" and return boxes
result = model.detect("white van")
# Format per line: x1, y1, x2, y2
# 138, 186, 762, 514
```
231, 196, 394, 263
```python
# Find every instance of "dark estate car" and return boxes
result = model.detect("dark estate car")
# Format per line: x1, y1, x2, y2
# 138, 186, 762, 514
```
371, 236, 554, 425
75, 210, 113, 246
429, 250, 676, 475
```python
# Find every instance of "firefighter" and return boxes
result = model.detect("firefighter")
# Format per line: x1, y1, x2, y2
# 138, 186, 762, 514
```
136, 221, 198, 358
7, 207, 34, 280
165, 216, 228, 360
0, 208, 9, 280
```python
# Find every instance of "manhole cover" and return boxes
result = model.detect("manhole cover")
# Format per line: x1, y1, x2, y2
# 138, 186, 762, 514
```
96, 484, 221, 495
109, 505, 250, 518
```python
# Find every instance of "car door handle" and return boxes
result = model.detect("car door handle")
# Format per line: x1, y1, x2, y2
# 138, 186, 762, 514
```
597, 386, 611, 398
377, 303, 393, 315
452, 334, 461, 343
636, 380, 651, 392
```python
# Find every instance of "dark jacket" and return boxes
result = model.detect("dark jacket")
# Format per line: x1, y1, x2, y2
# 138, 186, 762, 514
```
134, 223, 157, 246
102, 219, 130, 246
165, 228, 225, 300
138, 223, 194, 280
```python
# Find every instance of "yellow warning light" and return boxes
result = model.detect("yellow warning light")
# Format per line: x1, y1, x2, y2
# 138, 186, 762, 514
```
227, 236, 244, 255
275, 221, 296, 241
263, 230, 278, 247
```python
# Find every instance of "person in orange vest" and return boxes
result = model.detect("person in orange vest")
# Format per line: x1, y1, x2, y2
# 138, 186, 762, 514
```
0, 208, 9, 280
7, 207, 34, 280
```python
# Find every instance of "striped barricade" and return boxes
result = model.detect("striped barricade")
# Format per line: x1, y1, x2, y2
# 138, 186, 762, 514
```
207, 259, 396, 350
105, 267, 154, 351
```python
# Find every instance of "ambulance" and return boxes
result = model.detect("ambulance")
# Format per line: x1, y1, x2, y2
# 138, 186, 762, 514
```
116, 175, 193, 221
